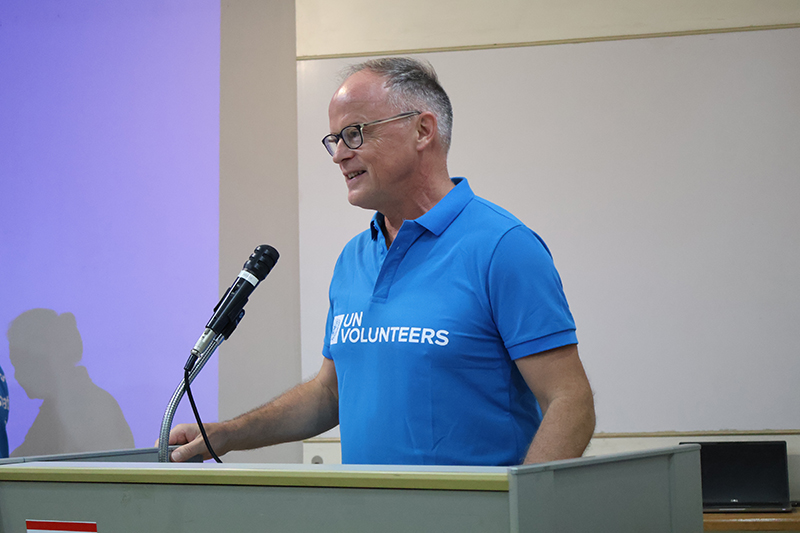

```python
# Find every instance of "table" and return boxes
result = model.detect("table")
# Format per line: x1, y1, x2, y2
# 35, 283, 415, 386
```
705, 509, 800, 532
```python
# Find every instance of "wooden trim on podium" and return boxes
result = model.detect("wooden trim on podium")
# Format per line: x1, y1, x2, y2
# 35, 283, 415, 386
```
594, 430, 800, 438
304, 429, 800, 444
0, 464, 509, 492
704, 509, 800, 531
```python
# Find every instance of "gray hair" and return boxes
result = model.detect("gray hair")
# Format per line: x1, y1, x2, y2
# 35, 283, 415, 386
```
342, 57, 453, 152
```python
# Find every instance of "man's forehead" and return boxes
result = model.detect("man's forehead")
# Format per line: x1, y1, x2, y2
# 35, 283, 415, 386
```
330, 70, 389, 108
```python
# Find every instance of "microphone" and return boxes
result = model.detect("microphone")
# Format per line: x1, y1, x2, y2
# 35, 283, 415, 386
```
189, 245, 279, 364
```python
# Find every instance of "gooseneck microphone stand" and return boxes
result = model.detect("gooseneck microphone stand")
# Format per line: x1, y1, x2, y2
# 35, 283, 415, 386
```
157, 244, 280, 463
157, 331, 228, 463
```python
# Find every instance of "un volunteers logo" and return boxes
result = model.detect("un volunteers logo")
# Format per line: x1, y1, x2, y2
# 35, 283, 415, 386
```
330, 314, 344, 344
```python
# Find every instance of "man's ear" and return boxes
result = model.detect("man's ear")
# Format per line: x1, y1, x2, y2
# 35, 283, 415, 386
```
415, 111, 438, 151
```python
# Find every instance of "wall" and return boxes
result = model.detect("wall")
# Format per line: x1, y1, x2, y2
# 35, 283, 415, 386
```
0, 0, 301, 465
296, 0, 800, 58
217, 0, 302, 463
294, 1, 800, 497
298, 31, 800, 436
0, 0, 221, 455
2, 0, 794, 471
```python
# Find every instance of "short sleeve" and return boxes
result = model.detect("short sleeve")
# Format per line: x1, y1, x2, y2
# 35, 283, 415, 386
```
488, 225, 577, 359
322, 304, 334, 360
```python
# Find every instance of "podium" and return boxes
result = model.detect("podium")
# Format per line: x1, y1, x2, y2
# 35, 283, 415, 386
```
0, 447, 173, 465
0, 445, 702, 532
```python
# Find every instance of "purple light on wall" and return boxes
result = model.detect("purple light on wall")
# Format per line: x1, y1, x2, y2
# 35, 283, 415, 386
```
0, 1, 220, 452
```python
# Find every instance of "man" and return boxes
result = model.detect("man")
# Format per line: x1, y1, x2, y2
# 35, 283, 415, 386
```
169, 57, 595, 465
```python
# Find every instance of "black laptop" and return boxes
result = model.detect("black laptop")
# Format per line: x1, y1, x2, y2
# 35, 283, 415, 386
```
683, 441, 793, 513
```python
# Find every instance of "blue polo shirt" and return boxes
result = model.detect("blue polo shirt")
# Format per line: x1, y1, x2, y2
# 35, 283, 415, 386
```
323, 178, 577, 465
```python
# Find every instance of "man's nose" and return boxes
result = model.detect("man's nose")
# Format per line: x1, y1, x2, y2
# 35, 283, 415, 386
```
331, 139, 353, 164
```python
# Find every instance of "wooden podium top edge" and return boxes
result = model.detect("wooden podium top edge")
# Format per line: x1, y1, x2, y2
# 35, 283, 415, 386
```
0, 463, 510, 492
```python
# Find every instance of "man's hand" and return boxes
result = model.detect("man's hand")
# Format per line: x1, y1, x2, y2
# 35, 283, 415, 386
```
156, 358, 340, 462
164, 422, 227, 462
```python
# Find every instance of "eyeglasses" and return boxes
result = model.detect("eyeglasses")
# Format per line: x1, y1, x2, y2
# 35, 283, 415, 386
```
322, 111, 421, 156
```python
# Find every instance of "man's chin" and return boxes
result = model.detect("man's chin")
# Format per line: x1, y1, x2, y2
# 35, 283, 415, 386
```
347, 191, 372, 210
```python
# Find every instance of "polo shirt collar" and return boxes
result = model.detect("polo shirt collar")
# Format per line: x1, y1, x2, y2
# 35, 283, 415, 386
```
370, 177, 473, 240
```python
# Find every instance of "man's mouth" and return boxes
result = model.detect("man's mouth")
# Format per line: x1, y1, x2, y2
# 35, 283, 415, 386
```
347, 170, 366, 180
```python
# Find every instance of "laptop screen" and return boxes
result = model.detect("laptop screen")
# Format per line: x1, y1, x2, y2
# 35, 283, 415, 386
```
695, 441, 790, 507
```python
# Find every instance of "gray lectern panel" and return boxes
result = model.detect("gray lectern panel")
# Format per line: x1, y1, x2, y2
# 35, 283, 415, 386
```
0, 446, 197, 465
508, 445, 703, 533
0, 446, 702, 532
0, 481, 510, 533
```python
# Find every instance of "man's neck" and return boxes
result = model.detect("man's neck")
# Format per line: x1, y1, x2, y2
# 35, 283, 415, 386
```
381, 173, 454, 247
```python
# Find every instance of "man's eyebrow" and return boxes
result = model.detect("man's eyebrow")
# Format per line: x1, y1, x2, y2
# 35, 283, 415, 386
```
331, 120, 362, 133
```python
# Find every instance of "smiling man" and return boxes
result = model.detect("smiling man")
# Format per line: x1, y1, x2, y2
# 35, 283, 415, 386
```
169, 57, 595, 466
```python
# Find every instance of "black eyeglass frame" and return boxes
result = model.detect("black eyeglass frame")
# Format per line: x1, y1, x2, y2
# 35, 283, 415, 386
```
321, 111, 421, 156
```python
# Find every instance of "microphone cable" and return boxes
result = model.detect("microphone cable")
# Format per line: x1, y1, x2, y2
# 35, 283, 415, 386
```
184, 367, 223, 463
168, 244, 279, 464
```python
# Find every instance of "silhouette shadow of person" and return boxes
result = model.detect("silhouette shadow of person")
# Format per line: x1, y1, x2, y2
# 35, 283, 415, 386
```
7, 308, 134, 457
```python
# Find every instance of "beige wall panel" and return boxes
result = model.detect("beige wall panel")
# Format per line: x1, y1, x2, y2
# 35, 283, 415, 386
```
297, 28, 800, 437
219, 0, 302, 463
297, 0, 800, 58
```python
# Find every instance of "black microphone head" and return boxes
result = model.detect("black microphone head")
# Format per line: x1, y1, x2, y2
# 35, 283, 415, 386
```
244, 244, 279, 281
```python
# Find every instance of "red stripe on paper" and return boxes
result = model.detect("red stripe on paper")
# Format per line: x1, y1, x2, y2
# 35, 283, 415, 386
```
26, 520, 98, 532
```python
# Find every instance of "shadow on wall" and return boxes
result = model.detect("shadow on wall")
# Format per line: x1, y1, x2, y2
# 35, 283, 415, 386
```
7, 308, 134, 457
